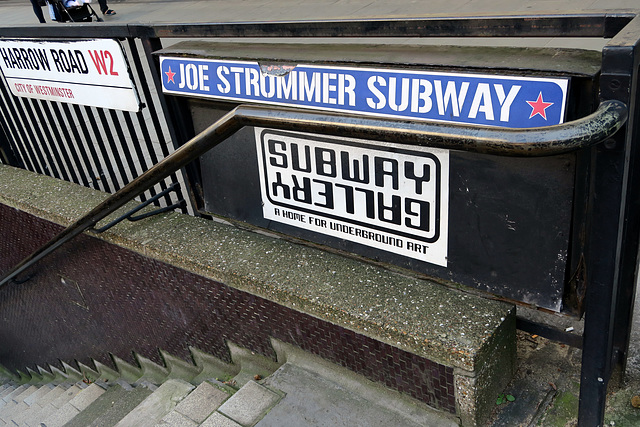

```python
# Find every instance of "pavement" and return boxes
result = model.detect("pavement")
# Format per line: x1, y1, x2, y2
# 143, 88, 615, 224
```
1, 0, 640, 425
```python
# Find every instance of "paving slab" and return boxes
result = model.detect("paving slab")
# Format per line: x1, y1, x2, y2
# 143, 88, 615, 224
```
65, 383, 106, 412
218, 381, 282, 427
0, 401, 28, 424
26, 384, 83, 426
40, 383, 106, 427
200, 412, 243, 427
0, 385, 13, 397
22, 384, 55, 406
0, 385, 37, 421
154, 410, 198, 427
15, 385, 70, 426
63, 383, 153, 427
114, 379, 195, 427
1, 385, 28, 404
173, 381, 230, 423
34, 384, 71, 408
48, 384, 83, 409
259, 362, 457, 427
40, 402, 81, 427
12, 385, 38, 403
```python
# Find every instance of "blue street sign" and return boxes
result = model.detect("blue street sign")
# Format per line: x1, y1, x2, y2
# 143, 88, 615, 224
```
160, 57, 568, 128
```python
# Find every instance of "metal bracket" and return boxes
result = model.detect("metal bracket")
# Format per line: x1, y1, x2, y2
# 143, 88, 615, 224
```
92, 182, 185, 233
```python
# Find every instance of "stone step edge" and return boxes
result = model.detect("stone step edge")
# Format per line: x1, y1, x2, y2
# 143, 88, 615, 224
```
0, 339, 281, 391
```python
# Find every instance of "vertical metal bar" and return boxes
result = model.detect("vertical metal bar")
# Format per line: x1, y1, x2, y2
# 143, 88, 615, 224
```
0, 74, 38, 171
95, 108, 129, 189
120, 111, 151, 203
51, 102, 91, 188
126, 38, 172, 206
18, 98, 55, 177
82, 105, 116, 192
58, 103, 99, 189
0, 102, 24, 168
140, 36, 199, 215
22, 98, 64, 179
610, 34, 640, 376
0, 121, 20, 166
612, 72, 640, 374
109, 109, 139, 182
72, 104, 111, 193
578, 15, 640, 426
38, 100, 79, 184
127, 39, 171, 200
0, 113, 27, 169
31, 99, 70, 182
2, 94, 46, 174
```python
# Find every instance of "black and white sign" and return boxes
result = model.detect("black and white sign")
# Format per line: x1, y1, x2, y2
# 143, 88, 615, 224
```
255, 128, 450, 266
0, 39, 139, 112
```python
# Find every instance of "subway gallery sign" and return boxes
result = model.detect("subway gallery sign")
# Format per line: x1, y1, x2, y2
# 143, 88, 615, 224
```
256, 129, 450, 266
160, 57, 569, 266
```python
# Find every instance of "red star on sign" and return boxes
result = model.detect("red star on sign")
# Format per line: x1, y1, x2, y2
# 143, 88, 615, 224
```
526, 92, 554, 120
165, 66, 176, 84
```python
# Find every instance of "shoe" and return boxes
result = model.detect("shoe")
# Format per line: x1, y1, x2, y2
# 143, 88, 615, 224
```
102, 9, 116, 15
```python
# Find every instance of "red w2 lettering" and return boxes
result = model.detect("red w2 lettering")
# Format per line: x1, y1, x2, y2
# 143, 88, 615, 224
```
89, 50, 119, 76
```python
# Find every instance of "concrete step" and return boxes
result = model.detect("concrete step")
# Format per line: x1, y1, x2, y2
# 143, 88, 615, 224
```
15, 384, 71, 425
22, 384, 55, 407
20, 384, 84, 426
62, 382, 154, 427
0, 384, 16, 398
0, 384, 38, 423
39, 382, 106, 427
155, 381, 231, 425
0, 384, 30, 410
8, 384, 58, 426
113, 379, 195, 427
215, 380, 282, 427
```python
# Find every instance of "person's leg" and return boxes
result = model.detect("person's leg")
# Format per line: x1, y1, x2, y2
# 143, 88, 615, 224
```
30, 0, 46, 23
97, 0, 115, 14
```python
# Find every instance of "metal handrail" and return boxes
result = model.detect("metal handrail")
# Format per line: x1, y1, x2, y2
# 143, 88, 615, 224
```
0, 100, 627, 288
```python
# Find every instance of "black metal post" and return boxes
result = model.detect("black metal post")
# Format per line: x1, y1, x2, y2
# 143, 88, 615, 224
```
578, 15, 640, 426
610, 26, 640, 377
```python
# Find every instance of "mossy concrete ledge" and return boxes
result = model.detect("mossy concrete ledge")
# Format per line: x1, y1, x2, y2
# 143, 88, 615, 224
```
0, 164, 516, 426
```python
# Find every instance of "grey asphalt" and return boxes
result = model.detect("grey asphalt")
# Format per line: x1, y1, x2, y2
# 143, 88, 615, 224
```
0, 0, 635, 26
0, 0, 636, 53
1, 0, 640, 425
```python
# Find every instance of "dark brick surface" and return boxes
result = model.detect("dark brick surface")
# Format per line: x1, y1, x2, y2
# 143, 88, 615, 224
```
0, 204, 456, 413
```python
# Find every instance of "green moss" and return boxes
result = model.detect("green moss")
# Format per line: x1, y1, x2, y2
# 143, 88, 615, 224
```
604, 386, 640, 426
538, 389, 579, 427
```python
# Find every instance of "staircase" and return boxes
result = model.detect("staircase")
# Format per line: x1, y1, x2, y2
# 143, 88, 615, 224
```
0, 340, 456, 427
0, 345, 284, 427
